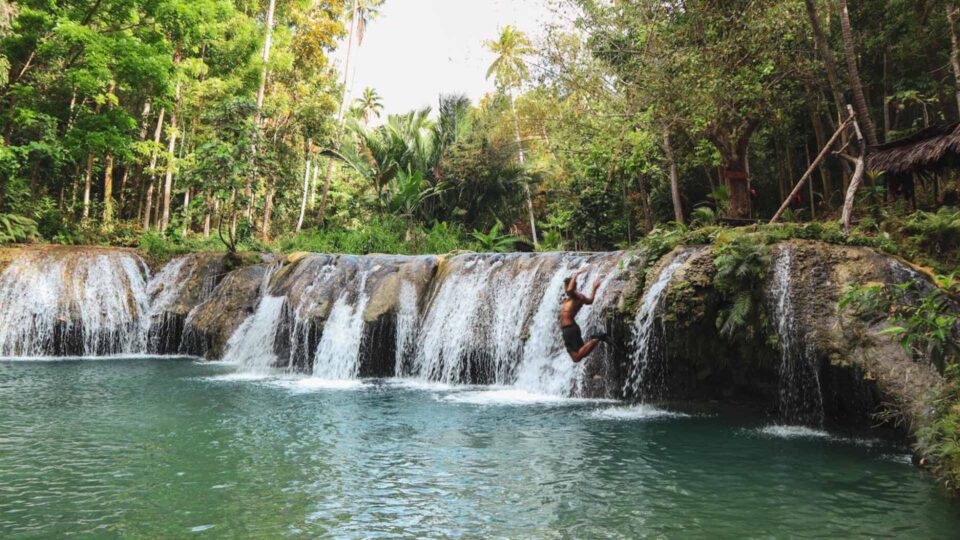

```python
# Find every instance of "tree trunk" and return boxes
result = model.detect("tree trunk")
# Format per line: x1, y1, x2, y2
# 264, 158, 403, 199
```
637, 174, 653, 232
161, 83, 181, 231
318, 0, 359, 226
181, 188, 190, 236
838, 0, 879, 146
804, 0, 848, 125
102, 154, 114, 225
509, 91, 538, 246
709, 122, 757, 220
662, 127, 684, 223
82, 153, 95, 221
142, 107, 165, 230
247, 0, 278, 220
947, 4, 960, 116
297, 138, 312, 233
261, 187, 274, 241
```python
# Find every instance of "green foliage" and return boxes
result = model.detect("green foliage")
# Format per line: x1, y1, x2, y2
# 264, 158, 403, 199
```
916, 366, 960, 492
712, 235, 771, 340
902, 207, 960, 257
276, 217, 473, 256
840, 274, 960, 372
690, 206, 718, 227
470, 222, 516, 253
0, 214, 39, 244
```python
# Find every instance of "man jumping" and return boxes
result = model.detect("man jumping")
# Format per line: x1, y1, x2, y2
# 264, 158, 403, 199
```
560, 267, 608, 363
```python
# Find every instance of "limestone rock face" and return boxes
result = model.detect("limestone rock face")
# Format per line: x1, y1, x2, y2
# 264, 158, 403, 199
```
616, 240, 945, 431
145, 253, 228, 354
180, 264, 268, 359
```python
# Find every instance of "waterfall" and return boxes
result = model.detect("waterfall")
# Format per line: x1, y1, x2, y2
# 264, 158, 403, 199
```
311, 268, 371, 379
0, 250, 150, 357
769, 246, 824, 426
393, 281, 419, 376
623, 248, 699, 400
513, 259, 616, 396
411, 253, 622, 395
221, 262, 284, 371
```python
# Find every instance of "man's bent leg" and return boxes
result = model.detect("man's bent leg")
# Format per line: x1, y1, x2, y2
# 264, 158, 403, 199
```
569, 339, 601, 363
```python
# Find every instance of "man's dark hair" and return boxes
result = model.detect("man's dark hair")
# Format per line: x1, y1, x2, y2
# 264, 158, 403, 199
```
563, 277, 572, 287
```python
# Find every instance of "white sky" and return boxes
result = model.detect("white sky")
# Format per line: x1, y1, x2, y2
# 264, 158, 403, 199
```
335, 0, 557, 119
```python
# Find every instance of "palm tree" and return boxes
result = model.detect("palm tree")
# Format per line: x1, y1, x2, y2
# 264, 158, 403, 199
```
485, 25, 538, 247
318, 0, 384, 225
838, 0, 878, 147
353, 87, 383, 125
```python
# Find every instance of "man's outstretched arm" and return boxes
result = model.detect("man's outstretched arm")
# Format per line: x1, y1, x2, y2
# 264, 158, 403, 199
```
566, 269, 583, 296
582, 280, 602, 304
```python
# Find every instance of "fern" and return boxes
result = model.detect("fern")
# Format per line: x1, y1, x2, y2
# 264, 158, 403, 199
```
0, 214, 39, 244
712, 236, 770, 340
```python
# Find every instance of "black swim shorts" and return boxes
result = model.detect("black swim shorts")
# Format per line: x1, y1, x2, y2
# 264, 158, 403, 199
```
562, 324, 584, 353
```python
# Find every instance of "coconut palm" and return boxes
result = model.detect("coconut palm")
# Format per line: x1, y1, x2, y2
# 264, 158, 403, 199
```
484, 25, 538, 246
352, 87, 384, 125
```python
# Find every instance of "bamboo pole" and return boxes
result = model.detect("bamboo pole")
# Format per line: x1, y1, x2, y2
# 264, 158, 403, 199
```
770, 113, 853, 223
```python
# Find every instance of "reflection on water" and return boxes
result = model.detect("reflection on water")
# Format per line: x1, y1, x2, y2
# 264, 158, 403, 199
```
0, 358, 956, 538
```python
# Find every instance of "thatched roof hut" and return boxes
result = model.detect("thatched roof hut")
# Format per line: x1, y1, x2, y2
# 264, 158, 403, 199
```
867, 122, 960, 176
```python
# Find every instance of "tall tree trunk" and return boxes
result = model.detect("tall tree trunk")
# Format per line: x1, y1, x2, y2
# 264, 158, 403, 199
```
161, 82, 181, 231
510, 91, 538, 246
637, 174, 654, 232
708, 121, 758, 220
662, 126, 684, 223
838, 0, 879, 146
261, 187, 274, 241
82, 153, 95, 221
319, 0, 359, 226
102, 153, 114, 225
297, 138, 312, 233
143, 107, 165, 230
181, 188, 190, 236
947, 4, 960, 116
81, 89, 107, 221
804, 0, 847, 125
247, 0, 277, 220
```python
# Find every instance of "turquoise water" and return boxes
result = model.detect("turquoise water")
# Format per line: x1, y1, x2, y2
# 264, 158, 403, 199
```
0, 358, 956, 539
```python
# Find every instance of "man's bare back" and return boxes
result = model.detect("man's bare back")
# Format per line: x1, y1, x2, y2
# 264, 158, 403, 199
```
560, 268, 608, 363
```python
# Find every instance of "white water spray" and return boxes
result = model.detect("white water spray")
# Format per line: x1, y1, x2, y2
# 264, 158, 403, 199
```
769, 246, 824, 426
623, 249, 699, 399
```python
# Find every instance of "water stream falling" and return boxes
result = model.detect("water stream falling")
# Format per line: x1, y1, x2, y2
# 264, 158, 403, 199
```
623, 248, 700, 400
0, 250, 150, 357
0, 246, 849, 404
311, 268, 371, 379
769, 246, 824, 426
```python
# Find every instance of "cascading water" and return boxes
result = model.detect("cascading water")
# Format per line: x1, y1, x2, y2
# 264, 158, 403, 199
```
393, 281, 419, 376
311, 268, 372, 379
221, 263, 285, 371
0, 250, 150, 357
411, 252, 623, 395
513, 258, 618, 396
623, 248, 700, 400
769, 246, 824, 426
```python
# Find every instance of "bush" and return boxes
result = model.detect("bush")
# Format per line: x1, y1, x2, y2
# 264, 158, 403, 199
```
0, 213, 39, 244
902, 207, 960, 256
712, 234, 771, 339
916, 367, 960, 492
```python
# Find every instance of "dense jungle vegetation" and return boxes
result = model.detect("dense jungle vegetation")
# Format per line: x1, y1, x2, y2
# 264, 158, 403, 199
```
1, 0, 959, 259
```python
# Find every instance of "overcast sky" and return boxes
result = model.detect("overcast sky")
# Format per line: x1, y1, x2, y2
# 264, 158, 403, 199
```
333, 0, 558, 119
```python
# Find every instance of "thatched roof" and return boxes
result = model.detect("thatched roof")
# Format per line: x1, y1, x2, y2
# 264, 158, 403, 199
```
867, 122, 960, 176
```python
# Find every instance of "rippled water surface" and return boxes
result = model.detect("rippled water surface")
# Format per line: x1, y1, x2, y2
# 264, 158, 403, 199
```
0, 358, 957, 538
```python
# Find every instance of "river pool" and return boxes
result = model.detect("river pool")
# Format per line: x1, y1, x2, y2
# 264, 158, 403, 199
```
0, 358, 956, 538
